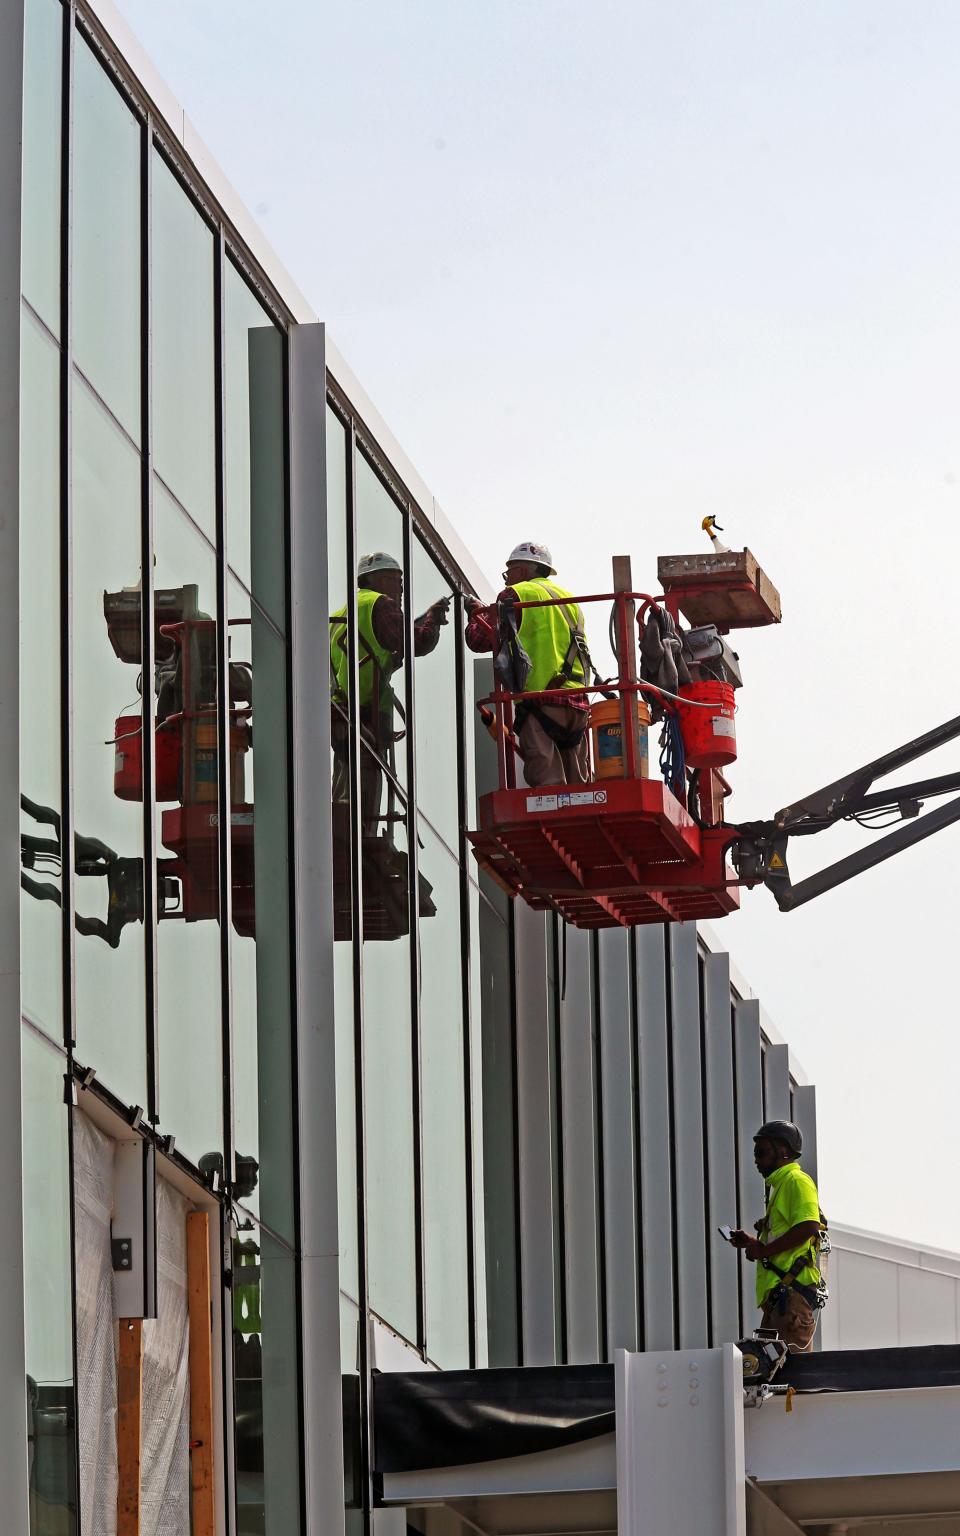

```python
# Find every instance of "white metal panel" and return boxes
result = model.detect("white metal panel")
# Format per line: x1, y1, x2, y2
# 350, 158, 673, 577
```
669, 923, 709, 1348
897, 1265, 959, 1347
597, 927, 639, 1353
762, 1043, 791, 1124
829, 1248, 900, 1349
515, 901, 559, 1364
792, 1085, 817, 1189
289, 323, 347, 1536
616, 1346, 745, 1536
635, 926, 675, 1350
559, 926, 601, 1363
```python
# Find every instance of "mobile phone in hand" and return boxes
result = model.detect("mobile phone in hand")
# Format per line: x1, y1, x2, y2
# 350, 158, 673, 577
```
718, 1225, 733, 1241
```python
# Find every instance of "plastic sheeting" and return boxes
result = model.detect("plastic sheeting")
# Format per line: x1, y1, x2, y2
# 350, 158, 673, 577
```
73, 1111, 192, 1536
140, 1177, 191, 1536
74, 1113, 118, 1535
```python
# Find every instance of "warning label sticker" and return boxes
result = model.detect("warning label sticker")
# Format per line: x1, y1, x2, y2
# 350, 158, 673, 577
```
526, 789, 608, 813
768, 852, 786, 870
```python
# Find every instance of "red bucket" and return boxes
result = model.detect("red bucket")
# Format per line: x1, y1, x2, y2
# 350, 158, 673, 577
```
677, 681, 737, 769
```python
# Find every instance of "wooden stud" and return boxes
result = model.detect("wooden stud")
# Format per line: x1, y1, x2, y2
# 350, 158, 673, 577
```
117, 1317, 144, 1536
186, 1210, 216, 1536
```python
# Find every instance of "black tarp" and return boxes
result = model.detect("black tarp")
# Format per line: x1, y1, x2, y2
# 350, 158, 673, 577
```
373, 1345, 960, 1474
374, 1364, 614, 1473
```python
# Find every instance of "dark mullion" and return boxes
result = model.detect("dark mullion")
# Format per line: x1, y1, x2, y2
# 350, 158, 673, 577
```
628, 930, 645, 1350
507, 899, 524, 1365
551, 916, 568, 1363
212, 229, 234, 1186
58, 0, 76, 1054
452, 596, 477, 1368
140, 117, 158, 1127
344, 419, 373, 1535
591, 932, 609, 1362
401, 508, 426, 1358
57, 6, 83, 1526
213, 227, 239, 1536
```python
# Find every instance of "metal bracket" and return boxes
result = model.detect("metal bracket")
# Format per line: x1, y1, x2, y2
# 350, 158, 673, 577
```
111, 1233, 134, 1273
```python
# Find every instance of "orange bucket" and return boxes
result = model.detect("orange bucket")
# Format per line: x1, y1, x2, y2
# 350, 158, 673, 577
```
677, 681, 737, 768
590, 698, 650, 780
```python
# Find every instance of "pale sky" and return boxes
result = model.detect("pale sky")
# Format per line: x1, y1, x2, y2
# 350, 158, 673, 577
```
115, 0, 960, 1252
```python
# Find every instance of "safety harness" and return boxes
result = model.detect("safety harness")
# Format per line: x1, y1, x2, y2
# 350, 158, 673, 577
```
498, 581, 598, 746
758, 1194, 830, 1314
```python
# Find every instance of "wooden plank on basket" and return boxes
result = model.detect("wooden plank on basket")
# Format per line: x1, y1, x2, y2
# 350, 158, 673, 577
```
186, 1210, 216, 1536
117, 1318, 143, 1535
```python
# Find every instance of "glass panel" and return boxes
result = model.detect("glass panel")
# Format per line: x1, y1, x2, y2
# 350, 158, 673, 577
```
229, 579, 294, 1242
233, 1224, 301, 1535
22, 1028, 79, 1534
21, 0, 62, 334
154, 483, 222, 1164
339, 1295, 362, 1525
354, 452, 407, 794
418, 823, 469, 1367
410, 534, 458, 846
151, 152, 215, 538
224, 260, 285, 628
72, 379, 146, 1106
20, 307, 61, 1041
362, 767, 416, 1339
478, 886, 519, 1365
326, 406, 359, 1296
72, 35, 140, 441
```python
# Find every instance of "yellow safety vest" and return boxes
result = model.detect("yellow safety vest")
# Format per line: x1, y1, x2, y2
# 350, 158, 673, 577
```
756, 1162, 822, 1307
510, 578, 588, 695
330, 589, 396, 709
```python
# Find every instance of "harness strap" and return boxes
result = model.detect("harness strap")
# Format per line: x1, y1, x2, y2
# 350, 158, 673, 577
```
514, 700, 588, 749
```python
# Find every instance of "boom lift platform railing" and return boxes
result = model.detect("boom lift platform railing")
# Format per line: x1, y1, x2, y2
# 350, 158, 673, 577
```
468, 550, 960, 928
467, 556, 746, 930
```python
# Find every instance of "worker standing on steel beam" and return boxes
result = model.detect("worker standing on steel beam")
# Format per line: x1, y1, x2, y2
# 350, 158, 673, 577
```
465, 542, 594, 788
729, 1121, 827, 1353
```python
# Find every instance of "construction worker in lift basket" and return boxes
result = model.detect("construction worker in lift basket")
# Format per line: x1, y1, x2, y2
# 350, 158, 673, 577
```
330, 552, 450, 828
465, 542, 594, 788
728, 1120, 827, 1354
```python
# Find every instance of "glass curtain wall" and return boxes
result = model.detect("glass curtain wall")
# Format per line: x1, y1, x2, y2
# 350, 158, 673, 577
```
325, 391, 481, 1515
19, 2, 300, 1530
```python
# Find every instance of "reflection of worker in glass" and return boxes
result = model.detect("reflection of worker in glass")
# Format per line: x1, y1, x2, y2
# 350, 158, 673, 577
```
330, 552, 450, 829
465, 541, 593, 787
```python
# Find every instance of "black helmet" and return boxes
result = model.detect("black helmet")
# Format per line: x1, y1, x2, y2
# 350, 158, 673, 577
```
754, 1120, 802, 1157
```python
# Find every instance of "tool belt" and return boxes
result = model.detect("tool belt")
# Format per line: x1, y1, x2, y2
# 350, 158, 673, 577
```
514, 699, 589, 749
762, 1253, 828, 1313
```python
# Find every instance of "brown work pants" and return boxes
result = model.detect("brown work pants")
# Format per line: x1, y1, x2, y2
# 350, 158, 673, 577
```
519, 705, 590, 788
760, 1288, 818, 1353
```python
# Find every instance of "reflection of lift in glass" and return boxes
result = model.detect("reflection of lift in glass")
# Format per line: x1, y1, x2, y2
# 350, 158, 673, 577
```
105, 583, 255, 937
329, 621, 436, 943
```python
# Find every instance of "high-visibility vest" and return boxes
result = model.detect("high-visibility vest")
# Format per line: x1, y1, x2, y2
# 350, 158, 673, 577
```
233, 1240, 262, 1336
330, 589, 395, 708
510, 578, 589, 695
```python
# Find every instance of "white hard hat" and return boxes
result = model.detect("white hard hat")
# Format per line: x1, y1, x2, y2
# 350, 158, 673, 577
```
358, 551, 402, 578
507, 541, 556, 574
